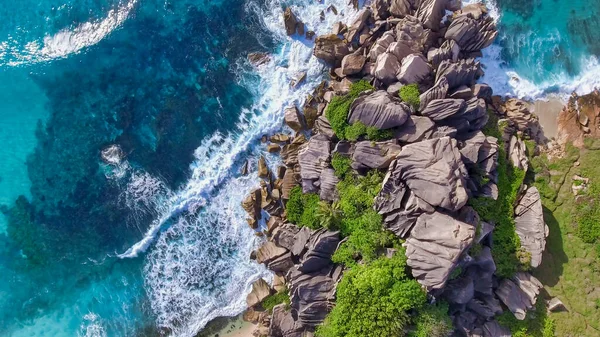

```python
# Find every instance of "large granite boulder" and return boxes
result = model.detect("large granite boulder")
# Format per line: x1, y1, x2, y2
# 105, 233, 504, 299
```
394, 16, 425, 53
387, 41, 414, 62
341, 53, 367, 75
269, 304, 306, 337
315, 115, 335, 139
369, 31, 395, 60
314, 34, 350, 65
496, 272, 543, 320
393, 136, 469, 211
352, 140, 402, 170
284, 105, 306, 132
319, 168, 339, 201
298, 134, 331, 193
373, 52, 401, 84
246, 278, 271, 308
346, 9, 371, 42
298, 229, 340, 273
348, 90, 411, 129
390, 0, 414, 17
405, 211, 476, 289
436, 58, 480, 89
393, 116, 436, 143
421, 98, 467, 121
397, 53, 432, 84
427, 39, 460, 69
508, 135, 529, 172
375, 160, 422, 237
459, 131, 499, 199
283, 8, 299, 36
503, 98, 543, 141
419, 76, 449, 111
255, 241, 288, 265
416, 0, 448, 31
445, 12, 497, 52
514, 186, 548, 268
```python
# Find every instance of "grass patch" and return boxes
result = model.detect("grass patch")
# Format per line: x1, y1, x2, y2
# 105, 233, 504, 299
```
262, 289, 291, 312
498, 300, 555, 337
399, 84, 420, 110
470, 111, 527, 278
409, 302, 453, 337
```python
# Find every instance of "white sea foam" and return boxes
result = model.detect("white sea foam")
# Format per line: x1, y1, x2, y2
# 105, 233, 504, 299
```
465, 0, 600, 100
130, 0, 361, 335
0, 0, 136, 66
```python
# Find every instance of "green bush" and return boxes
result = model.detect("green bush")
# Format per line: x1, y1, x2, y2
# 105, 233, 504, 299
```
331, 153, 352, 179
262, 290, 291, 312
409, 302, 453, 337
345, 122, 368, 141
316, 253, 427, 337
286, 186, 321, 229
399, 84, 420, 110
470, 111, 527, 278
325, 81, 373, 139
316, 201, 343, 230
366, 126, 393, 141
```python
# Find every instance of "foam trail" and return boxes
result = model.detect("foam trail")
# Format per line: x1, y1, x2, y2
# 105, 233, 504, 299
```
137, 0, 360, 335
119, 0, 359, 259
0, 0, 136, 66
467, 0, 600, 100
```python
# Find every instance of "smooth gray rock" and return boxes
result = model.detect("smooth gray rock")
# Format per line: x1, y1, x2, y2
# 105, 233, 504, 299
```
291, 226, 311, 257
390, 0, 413, 17
421, 98, 467, 121
448, 85, 473, 99
272, 223, 300, 251
373, 52, 401, 84
298, 229, 340, 274
436, 58, 480, 89
427, 39, 460, 69
269, 252, 295, 273
473, 83, 493, 99
394, 137, 469, 211
352, 140, 402, 170
269, 304, 305, 337
387, 41, 414, 62
496, 272, 543, 320
247, 278, 271, 308
375, 160, 422, 237
298, 134, 331, 192
444, 275, 475, 304
319, 168, 339, 201
459, 131, 499, 199
397, 53, 432, 84
405, 211, 476, 289
514, 186, 548, 268
393, 116, 436, 143
508, 135, 529, 172
346, 9, 371, 42
315, 115, 335, 139
394, 16, 425, 53
255, 241, 288, 265
349, 90, 411, 129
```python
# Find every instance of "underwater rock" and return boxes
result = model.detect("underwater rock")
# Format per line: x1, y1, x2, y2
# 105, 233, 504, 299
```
100, 144, 124, 165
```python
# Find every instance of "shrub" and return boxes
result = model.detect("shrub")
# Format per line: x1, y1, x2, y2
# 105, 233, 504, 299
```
331, 153, 352, 179
316, 253, 427, 337
399, 84, 420, 110
470, 111, 527, 278
262, 290, 291, 312
316, 201, 342, 230
345, 122, 368, 141
286, 186, 321, 229
409, 302, 453, 337
325, 81, 374, 139
366, 126, 393, 141
498, 300, 555, 337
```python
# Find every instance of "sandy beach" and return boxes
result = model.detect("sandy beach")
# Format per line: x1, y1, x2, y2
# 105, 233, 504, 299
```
531, 97, 565, 139
216, 316, 256, 337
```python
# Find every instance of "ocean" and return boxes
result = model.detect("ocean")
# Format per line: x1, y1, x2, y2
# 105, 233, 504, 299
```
0, 0, 597, 336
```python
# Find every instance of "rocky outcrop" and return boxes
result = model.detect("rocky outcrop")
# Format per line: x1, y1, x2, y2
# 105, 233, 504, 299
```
393, 137, 469, 212
514, 187, 548, 268
416, 0, 449, 31
496, 272, 543, 320
436, 58, 480, 90
351, 140, 402, 170
397, 53, 431, 84
348, 90, 411, 129
313, 34, 350, 65
298, 135, 332, 193
247, 278, 272, 308
284, 106, 306, 132
405, 211, 476, 289
445, 4, 497, 52
421, 98, 467, 121
373, 53, 401, 84
346, 9, 371, 42
319, 168, 339, 201
393, 115, 436, 143
341, 53, 367, 75
508, 135, 529, 171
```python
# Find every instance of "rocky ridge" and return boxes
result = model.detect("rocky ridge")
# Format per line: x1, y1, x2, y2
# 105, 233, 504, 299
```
241, 2, 559, 336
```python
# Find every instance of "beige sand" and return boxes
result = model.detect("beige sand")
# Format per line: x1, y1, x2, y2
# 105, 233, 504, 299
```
531, 97, 565, 139
218, 316, 256, 337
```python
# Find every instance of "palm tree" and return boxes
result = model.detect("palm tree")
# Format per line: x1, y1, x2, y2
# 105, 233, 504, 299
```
316, 201, 342, 230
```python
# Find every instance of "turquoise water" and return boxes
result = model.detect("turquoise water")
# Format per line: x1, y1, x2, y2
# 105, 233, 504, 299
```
479, 0, 600, 97
0, 0, 358, 336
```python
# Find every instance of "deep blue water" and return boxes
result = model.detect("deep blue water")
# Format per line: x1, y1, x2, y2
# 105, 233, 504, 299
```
1, 0, 599, 336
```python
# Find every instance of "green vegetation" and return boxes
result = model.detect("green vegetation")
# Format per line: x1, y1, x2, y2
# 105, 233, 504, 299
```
262, 290, 291, 312
286, 186, 321, 229
498, 300, 555, 337
470, 112, 527, 277
409, 302, 453, 337
331, 153, 352, 178
316, 201, 342, 230
325, 80, 393, 141
316, 253, 427, 337
399, 84, 420, 110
